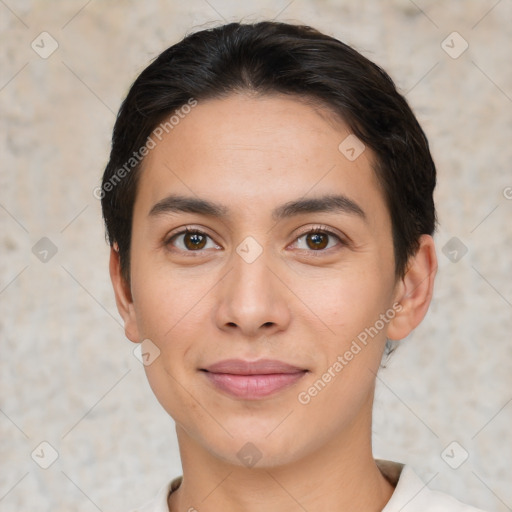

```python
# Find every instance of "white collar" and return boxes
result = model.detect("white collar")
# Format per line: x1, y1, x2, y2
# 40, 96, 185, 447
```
132, 459, 486, 512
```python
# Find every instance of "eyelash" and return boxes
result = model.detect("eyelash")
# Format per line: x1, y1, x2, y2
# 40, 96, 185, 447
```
164, 225, 346, 255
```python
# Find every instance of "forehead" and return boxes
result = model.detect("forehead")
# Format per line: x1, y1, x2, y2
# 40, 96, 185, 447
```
134, 93, 387, 227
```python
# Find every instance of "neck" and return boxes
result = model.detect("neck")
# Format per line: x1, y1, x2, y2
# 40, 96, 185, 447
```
168, 398, 395, 512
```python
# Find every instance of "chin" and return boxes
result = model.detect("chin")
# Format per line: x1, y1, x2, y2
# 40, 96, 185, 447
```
216, 440, 306, 470
202, 422, 311, 470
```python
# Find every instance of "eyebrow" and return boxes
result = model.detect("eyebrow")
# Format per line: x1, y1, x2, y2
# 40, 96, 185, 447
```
148, 193, 366, 222
272, 194, 366, 221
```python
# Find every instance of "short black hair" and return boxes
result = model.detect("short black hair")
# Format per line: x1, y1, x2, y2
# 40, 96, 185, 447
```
100, 20, 437, 286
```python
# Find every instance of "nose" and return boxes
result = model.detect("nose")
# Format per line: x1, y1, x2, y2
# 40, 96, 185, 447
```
213, 247, 291, 339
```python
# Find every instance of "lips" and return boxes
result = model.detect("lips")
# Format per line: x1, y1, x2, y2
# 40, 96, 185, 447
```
201, 358, 307, 399
203, 358, 305, 375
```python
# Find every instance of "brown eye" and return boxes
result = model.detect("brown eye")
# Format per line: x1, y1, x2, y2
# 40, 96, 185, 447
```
167, 229, 219, 252
183, 231, 207, 250
292, 228, 343, 252
306, 232, 329, 250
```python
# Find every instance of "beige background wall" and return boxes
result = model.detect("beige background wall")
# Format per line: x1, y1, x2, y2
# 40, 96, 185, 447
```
1, 1, 511, 511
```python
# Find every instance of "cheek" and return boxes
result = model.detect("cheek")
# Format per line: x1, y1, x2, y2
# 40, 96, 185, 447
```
130, 260, 203, 340
294, 274, 390, 419
293, 265, 388, 333
130, 266, 215, 392
132, 268, 209, 423
142, 355, 207, 435
293, 265, 394, 399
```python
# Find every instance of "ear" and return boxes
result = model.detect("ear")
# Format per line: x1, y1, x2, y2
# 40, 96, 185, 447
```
109, 244, 140, 343
387, 234, 437, 341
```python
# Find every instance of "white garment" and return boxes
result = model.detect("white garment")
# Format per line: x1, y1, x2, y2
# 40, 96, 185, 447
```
130, 459, 487, 512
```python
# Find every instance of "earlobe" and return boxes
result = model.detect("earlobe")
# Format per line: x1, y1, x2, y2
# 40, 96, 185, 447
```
109, 245, 140, 343
387, 234, 438, 341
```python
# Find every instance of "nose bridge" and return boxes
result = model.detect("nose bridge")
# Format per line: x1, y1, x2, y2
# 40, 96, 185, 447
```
214, 237, 290, 336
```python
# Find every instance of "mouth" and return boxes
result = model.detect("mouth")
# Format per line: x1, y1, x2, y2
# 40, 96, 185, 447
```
200, 358, 308, 400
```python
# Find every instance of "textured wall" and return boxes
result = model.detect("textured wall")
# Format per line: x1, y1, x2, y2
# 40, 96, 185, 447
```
1, 1, 511, 511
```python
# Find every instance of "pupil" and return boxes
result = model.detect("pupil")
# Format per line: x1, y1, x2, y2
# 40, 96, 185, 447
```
308, 233, 327, 250
186, 232, 206, 250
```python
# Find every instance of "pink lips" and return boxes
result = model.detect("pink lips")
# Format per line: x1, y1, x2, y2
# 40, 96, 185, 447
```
201, 359, 307, 399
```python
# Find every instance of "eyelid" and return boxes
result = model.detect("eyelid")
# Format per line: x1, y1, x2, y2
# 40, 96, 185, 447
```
164, 226, 221, 252
290, 224, 348, 251
164, 224, 348, 253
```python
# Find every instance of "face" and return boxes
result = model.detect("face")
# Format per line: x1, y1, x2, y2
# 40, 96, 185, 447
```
114, 93, 421, 468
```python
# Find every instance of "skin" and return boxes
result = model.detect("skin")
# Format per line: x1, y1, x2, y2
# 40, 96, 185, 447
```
110, 93, 437, 512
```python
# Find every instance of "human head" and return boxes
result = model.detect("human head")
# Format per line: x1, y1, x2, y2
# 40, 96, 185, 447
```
102, 20, 438, 471
100, 20, 437, 285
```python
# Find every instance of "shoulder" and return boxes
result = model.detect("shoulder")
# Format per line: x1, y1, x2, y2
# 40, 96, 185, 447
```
126, 476, 182, 512
126, 464, 490, 512
379, 460, 489, 512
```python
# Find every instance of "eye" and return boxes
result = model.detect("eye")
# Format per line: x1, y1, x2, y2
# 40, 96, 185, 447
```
292, 227, 344, 252
165, 228, 220, 252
